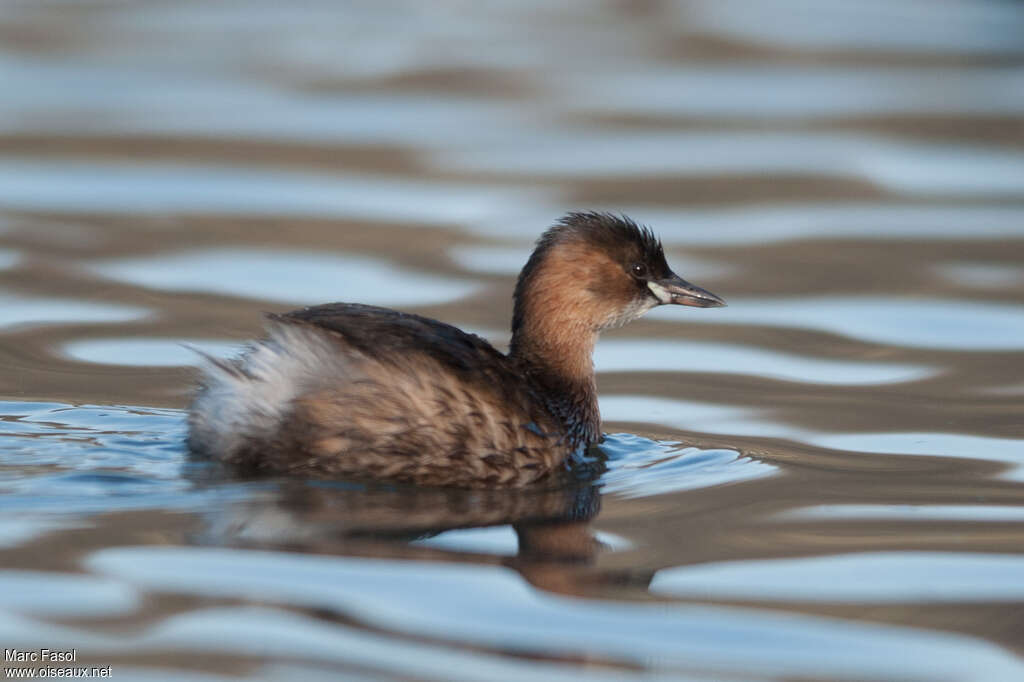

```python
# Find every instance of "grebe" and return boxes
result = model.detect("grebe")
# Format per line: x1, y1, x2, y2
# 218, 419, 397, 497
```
188, 212, 724, 487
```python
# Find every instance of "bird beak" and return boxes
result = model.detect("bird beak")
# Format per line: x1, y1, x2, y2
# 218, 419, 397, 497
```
648, 274, 726, 308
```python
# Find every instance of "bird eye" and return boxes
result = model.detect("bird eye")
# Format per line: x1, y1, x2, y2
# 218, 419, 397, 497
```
631, 263, 647, 278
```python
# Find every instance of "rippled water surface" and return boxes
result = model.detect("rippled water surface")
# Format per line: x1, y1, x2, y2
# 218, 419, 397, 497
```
2, 1, 1023, 680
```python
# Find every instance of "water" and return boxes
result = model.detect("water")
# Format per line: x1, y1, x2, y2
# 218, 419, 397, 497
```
1, 1, 1023, 680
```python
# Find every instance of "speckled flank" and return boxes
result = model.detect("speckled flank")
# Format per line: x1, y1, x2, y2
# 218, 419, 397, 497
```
190, 311, 571, 486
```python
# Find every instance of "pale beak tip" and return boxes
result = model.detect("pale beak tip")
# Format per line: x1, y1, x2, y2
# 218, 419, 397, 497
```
654, 274, 726, 309
682, 294, 726, 309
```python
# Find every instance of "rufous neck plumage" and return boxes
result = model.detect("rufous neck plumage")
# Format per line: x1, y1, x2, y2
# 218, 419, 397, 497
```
509, 247, 604, 444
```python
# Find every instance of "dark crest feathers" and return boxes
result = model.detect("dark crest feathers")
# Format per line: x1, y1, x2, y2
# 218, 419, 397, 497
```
551, 211, 663, 261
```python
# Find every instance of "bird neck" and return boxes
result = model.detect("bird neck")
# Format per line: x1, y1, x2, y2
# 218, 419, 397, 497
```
509, 245, 610, 444
509, 317, 601, 445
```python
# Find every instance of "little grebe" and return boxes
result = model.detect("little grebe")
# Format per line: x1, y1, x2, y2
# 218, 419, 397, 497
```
188, 212, 724, 487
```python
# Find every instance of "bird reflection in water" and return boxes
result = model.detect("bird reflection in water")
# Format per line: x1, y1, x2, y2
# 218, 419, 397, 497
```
188, 458, 651, 598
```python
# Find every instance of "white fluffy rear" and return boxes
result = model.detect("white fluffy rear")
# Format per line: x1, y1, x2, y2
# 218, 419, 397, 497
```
188, 322, 358, 459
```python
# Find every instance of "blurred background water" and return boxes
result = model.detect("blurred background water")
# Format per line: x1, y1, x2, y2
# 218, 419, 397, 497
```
1, 1, 1024, 680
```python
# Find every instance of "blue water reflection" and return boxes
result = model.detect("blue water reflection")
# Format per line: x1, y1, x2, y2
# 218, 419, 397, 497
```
595, 339, 933, 385
652, 551, 1024, 602
83, 546, 1024, 681
92, 249, 479, 307
0, 292, 149, 330
0, 159, 550, 224
649, 296, 1024, 350
62, 338, 242, 367
439, 132, 1024, 196
777, 504, 1024, 522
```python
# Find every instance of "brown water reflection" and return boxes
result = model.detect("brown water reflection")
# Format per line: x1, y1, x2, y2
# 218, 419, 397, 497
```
2, 1, 1024, 680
